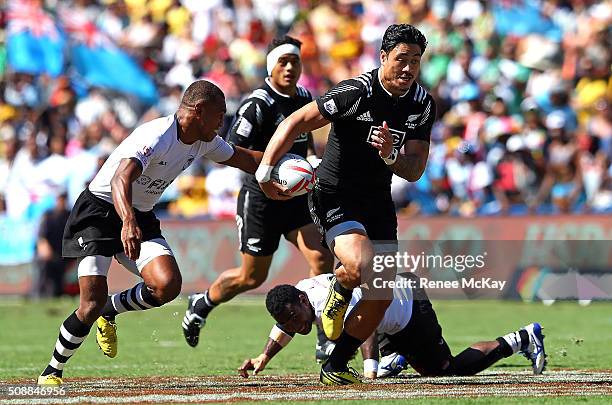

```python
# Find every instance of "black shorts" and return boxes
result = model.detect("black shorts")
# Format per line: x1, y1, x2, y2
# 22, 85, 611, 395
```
384, 276, 452, 376
62, 189, 163, 258
236, 187, 313, 256
308, 182, 397, 248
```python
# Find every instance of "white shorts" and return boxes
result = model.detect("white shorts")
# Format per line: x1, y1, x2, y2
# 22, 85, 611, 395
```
77, 238, 174, 278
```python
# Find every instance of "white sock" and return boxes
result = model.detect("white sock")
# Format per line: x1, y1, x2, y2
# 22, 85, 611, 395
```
501, 331, 522, 354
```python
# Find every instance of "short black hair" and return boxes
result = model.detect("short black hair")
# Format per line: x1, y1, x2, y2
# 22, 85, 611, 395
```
381, 24, 427, 54
266, 284, 302, 319
181, 80, 224, 106
267, 35, 302, 54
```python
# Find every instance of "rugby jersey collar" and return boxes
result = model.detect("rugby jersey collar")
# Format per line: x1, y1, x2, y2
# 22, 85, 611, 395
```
376, 68, 411, 99
265, 77, 291, 98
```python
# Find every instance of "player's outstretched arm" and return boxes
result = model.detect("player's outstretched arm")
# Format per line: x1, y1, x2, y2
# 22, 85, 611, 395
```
360, 333, 380, 379
111, 158, 143, 260
220, 145, 263, 174
257, 102, 329, 200
389, 139, 430, 182
238, 325, 293, 378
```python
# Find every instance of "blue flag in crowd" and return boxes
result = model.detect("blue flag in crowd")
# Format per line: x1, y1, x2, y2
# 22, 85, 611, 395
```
70, 44, 158, 105
60, 9, 159, 105
6, 0, 65, 77
492, 0, 562, 42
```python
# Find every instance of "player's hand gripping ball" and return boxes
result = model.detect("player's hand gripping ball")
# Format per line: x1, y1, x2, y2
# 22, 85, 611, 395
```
270, 153, 316, 197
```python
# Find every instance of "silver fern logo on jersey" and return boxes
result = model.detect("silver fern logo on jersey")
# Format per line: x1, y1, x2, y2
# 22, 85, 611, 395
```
405, 114, 421, 129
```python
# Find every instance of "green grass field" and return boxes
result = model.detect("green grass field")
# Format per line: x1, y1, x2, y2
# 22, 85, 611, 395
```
0, 297, 611, 404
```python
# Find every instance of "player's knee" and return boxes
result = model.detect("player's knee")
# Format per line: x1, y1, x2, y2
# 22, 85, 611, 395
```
341, 256, 373, 286
150, 272, 182, 304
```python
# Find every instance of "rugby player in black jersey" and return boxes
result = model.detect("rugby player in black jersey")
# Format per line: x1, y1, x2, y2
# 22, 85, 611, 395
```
257, 24, 436, 384
182, 36, 334, 361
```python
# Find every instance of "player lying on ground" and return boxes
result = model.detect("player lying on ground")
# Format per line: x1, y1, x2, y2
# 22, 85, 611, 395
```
37, 80, 263, 386
238, 274, 547, 384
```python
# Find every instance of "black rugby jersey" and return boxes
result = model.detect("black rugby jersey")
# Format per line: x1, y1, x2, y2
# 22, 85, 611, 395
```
228, 78, 312, 192
315, 68, 436, 194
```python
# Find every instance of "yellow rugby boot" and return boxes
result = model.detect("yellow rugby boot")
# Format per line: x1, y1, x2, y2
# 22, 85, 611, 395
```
37, 374, 63, 385
96, 316, 117, 358
320, 364, 361, 386
321, 277, 351, 340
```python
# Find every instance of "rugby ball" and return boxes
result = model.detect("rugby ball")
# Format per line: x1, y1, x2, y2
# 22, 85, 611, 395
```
271, 153, 316, 197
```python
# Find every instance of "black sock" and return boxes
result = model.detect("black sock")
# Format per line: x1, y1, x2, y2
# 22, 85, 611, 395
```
42, 312, 92, 378
193, 290, 217, 318
518, 329, 529, 351
447, 339, 512, 376
316, 324, 327, 347
324, 331, 362, 371
333, 278, 353, 300
497, 336, 514, 357
100, 297, 118, 320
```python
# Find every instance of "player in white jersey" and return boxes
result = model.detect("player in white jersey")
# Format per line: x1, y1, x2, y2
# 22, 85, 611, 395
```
37, 80, 264, 386
238, 274, 547, 383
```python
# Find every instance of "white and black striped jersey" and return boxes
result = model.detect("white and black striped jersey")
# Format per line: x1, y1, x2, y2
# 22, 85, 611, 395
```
228, 78, 312, 192
315, 68, 436, 194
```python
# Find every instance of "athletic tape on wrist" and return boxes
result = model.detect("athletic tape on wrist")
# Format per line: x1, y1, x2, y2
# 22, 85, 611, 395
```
383, 149, 398, 165
269, 324, 293, 347
255, 164, 274, 183
363, 359, 379, 373
266, 44, 301, 76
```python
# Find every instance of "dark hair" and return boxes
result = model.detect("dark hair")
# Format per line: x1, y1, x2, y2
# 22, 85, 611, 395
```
266, 284, 302, 318
381, 24, 427, 54
267, 35, 302, 54
181, 80, 224, 106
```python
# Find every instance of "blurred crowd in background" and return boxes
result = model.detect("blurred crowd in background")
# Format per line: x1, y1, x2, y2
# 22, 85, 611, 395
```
0, 0, 611, 228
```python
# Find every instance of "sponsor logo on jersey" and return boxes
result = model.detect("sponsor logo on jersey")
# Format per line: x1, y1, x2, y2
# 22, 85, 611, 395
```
295, 132, 308, 142
144, 178, 171, 195
356, 111, 373, 121
367, 126, 406, 154
323, 99, 338, 115
158, 160, 167, 166
236, 117, 253, 137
